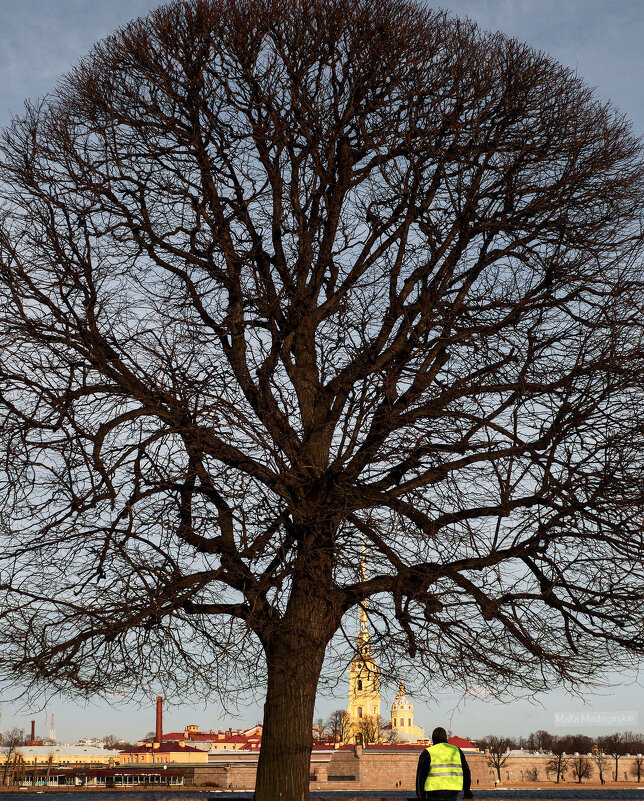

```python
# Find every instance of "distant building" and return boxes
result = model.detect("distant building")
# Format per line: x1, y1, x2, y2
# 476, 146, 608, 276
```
345, 603, 428, 745
0, 745, 121, 767
75, 738, 105, 748
142, 724, 263, 752
448, 735, 477, 752
389, 683, 426, 742
346, 604, 381, 743
119, 741, 208, 765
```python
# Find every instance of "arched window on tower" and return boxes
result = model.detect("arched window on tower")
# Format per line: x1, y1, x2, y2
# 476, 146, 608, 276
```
357, 679, 362, 691
408, 718, 411, 727
358, 707, 363, 718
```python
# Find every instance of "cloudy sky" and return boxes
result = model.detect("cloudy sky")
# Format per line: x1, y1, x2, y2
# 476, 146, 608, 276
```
0, 0, 643, 744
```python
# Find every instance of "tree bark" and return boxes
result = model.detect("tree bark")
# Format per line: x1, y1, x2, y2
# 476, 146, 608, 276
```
254, 584, 335, 801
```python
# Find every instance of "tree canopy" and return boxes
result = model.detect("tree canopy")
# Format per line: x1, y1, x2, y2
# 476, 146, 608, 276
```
1, 0, 644, 798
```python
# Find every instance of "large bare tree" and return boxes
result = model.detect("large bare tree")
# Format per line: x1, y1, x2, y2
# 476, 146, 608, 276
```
1, 1, 644, 798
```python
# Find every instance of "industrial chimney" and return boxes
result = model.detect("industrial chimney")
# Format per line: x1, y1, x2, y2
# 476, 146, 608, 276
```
30, 720, 35, 743
155, 696, 163, 746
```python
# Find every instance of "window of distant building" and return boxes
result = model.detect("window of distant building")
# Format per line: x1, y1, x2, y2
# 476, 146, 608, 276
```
408, 718, 411, 727
357, 680, 362, 690
358, 707, 363, 718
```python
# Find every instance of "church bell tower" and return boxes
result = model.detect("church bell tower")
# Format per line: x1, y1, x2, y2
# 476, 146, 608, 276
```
347, 548, 380, 741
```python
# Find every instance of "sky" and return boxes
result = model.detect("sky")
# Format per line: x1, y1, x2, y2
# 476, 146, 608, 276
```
0, 0, 643, 744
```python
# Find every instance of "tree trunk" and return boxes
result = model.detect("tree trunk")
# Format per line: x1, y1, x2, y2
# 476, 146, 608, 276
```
254, 575, 336, 801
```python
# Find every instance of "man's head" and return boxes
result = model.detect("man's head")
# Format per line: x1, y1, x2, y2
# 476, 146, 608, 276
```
432, 726, 448, 744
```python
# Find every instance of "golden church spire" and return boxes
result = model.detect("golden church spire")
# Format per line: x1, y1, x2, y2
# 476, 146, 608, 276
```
358, 538, 370, 649
346, 536, 380, 742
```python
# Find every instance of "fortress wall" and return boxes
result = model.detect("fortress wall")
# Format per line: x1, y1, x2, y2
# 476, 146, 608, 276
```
189, 748, 489, 791
485, 752, 644, 784
187, 750, 644, 790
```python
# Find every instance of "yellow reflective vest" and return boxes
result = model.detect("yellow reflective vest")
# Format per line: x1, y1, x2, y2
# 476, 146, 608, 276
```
424, 741, 464, 793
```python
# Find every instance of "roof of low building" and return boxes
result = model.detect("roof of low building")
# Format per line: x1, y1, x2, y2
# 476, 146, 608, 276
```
159, 732, 188, 741
448, 735, 477, 750
16, 746, 121, 756
122, 742, 204, 754
151, 727, 262, 744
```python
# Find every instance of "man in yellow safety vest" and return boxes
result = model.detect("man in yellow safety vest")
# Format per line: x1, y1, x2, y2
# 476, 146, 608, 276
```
416, 726, 473, 801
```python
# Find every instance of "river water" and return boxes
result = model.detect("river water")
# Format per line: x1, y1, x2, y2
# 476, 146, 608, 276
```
3, 790, 644, 800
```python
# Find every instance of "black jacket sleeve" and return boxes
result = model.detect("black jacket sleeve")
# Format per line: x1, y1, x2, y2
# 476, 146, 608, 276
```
416, 749, 430, 799
459, 748, 472, 795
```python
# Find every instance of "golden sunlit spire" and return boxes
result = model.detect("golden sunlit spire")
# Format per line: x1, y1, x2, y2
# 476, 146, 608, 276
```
346, 534, 381, 742
358, 537, 370, 646
360, 602, 369, 631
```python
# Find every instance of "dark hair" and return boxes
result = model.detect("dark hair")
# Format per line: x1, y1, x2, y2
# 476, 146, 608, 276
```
432, 727, 448, 744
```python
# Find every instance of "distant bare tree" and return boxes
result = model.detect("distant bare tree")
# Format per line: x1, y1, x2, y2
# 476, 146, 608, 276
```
593, 751, 608, 784
622, 732, 644, 754
631, 755, 644, 783
570, 756, 592, 784
1, 729, 24, 786
355, 714, 392, 745
13, 753, 25, 787
45, 752, 55, 785
546, 744, 569, 784
480, 735, 514, 781
326, 710, 351, 744
1, 1, 644, 799
598, 733, 627, 781
312, 719, 330, 742
559, 734, 594, 755
102, 735, 122, 749
526, 730, 556, 752
382, 726, 403, 745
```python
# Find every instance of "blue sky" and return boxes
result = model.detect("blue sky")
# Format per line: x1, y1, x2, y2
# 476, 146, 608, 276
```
0, 0, 642, 744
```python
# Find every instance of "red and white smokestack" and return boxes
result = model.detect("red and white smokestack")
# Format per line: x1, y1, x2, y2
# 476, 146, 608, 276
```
156, 696, 163, 745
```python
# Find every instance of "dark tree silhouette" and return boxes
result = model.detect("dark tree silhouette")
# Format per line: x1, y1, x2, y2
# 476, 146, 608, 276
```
325, 710, 351, 744
1, 729, 24, 787
546, 743, 569, 784
1, 0, 644, 799
559, 734, 594, 757
570, 755, 593, 784
480, 735, 515, 781
598, 733, 628, 781
355, 713, 398, 745
103, 734, 134, 750
526, 730, 556, 752
593, 751, 608, 785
